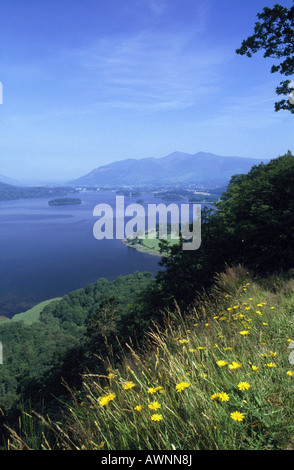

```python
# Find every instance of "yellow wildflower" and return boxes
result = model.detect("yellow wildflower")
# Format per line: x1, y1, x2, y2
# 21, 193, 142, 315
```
148, 401, 161, 410
134, 405, 143, 411
210, 393, 220, 401
287, 371, 294, 376
230, 411, 245, 422
229, 361, 242, 370
219, 392, 230, 402
238, 382, 250, 391
175, 382, 190, 392
210, 391, 230, 402
216, 360, 228, 367
98, 393, 116, 406
147, 386, 163, 394
108, 373, 117, 379
151, 414, 163, 422
122, 381, 136, 390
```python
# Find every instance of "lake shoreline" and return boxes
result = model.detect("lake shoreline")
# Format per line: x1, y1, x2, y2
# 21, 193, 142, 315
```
121, 238, 162, 257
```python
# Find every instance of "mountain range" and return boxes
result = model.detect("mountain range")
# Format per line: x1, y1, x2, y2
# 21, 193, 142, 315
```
69, 151, 271, 188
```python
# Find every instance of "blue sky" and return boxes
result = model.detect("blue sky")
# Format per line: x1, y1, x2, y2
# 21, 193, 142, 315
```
0, 0, 293, 183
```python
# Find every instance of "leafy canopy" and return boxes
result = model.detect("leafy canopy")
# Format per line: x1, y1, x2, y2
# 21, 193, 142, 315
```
236, 1, 294, 113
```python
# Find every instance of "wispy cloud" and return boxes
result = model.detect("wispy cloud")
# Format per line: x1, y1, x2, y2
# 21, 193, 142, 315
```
65, 28, 233, 112
143, 0, 167, 16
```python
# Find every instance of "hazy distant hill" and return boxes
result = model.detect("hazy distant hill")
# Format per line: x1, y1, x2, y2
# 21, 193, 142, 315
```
0, 181, 78, 201
0, 174, 22, 186
69, 151, 270, 187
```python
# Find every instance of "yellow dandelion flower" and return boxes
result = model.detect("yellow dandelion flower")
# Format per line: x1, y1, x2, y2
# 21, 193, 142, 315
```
210, 393, 220, 401
108, 373, 117, 379
98, 393, 116, 406
147, 387, 159, 394
230, 411, 245, 422
287, 371, 294, 376
238, 381, 250, 391
229, 361, 242, 370
175, 382, 190, 392
151, 414, 162, 422
179, 339, 189, 344
265, 362, 276, 368
148, 401, 161, 410
216, 360, 228, 367
122, 381, 136, 390
134, 405, 143, 411
270, 351, 277, 357
189, 348, 197, 353
252, 365, 259, 371
219, 392, 230, 402
200, 373, 207, 378
239, 330, 249, 335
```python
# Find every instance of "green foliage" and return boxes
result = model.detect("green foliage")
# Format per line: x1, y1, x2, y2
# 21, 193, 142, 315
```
0, 271, 154, 429
155, 153, 294, 311
6, 268, 294, 450
236, 1, 294, 113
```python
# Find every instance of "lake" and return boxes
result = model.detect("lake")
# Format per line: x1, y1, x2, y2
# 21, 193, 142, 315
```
0, 191, 164, 318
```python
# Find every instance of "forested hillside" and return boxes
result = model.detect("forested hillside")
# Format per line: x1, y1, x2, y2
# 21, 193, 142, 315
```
1, 152, 294, 450
0, 272, 154, 432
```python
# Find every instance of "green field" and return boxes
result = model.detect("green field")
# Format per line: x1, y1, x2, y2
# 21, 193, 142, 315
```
1, 298, 62, 326
124, 230, 180, 255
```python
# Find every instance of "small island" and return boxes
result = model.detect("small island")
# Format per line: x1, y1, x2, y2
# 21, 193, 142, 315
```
48, 197, 82, 206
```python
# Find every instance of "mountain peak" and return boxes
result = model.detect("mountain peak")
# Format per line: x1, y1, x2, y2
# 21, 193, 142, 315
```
69, 151, 270, 188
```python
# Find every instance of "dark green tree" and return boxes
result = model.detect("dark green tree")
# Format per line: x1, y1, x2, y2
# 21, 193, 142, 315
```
236, 2, 294, 113
154, 152, 294, 312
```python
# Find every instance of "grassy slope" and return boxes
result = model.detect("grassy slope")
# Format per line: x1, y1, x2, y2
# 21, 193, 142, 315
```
7, 266, 294, 450
124, 231, 179, 256
1, 298, 62, 326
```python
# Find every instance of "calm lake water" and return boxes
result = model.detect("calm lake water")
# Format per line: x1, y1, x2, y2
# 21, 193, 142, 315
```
0, 191, 164, 318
